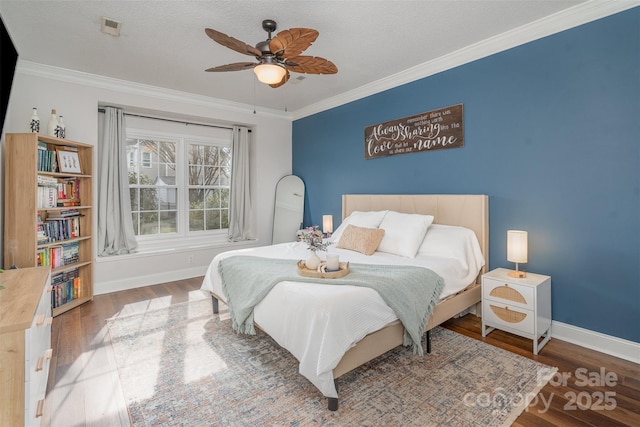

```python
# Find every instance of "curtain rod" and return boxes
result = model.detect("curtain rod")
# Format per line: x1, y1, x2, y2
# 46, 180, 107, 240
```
97, 108, 250, 132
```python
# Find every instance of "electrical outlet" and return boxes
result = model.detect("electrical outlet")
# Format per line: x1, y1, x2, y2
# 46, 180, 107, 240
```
188, 255, 194, 264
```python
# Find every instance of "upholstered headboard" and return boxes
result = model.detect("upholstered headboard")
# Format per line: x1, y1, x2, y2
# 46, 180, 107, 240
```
342, 194, 489, 276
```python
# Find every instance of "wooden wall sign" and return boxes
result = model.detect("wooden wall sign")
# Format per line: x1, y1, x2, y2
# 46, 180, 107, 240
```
364, 104, 464, 159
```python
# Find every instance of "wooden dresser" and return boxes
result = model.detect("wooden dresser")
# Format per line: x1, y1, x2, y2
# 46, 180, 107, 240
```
0, 267, 52, 427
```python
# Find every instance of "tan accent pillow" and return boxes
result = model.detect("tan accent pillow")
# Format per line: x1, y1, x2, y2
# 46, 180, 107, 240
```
336, 224, 385, 256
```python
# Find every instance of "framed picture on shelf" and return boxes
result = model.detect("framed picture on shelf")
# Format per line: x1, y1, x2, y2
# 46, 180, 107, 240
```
57, 149, 82, 174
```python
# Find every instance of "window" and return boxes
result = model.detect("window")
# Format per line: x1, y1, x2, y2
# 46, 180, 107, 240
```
141, 151, 152, 168
126, 131, 231, 240
187, 143, 231, 232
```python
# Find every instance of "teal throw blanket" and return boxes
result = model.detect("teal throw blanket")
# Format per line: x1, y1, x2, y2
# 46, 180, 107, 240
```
218, 256, 444, 355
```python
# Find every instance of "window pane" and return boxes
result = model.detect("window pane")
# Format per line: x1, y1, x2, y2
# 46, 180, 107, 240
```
138, 166, 158, 185
159, 141, 176, 164
189, 165, 202, 185
158, 188, 177, 210
205, 209, 221, 230
221, 209, 229, 229
128, 166, 139, 185
220, 147, 231, 167
220, 167, 231, 185
189, 188, 204, 209
221, 188, 229, 208
126, 138, 138, 166
203, 145, 218, 165
140, 188, 158, 211
162, 164, 176, 180
203, 166, 218, 186
205, 189, 220, 209
187, 144, 202, 165
140, 139, 156, 152
189, 210, 204, 232
140, 212, 158, 235
129, 188, 139, 211
160, 211, 177, 234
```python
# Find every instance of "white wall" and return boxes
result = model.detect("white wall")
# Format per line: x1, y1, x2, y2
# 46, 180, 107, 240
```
2, 61, 293, 294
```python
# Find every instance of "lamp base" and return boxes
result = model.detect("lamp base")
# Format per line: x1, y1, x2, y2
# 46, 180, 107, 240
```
508, 270, 527, 278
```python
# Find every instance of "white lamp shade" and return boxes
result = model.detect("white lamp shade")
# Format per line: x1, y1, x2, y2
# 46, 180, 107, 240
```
322, 215, 333, 234
253, 63, 286, 84
507, 230, 528, 263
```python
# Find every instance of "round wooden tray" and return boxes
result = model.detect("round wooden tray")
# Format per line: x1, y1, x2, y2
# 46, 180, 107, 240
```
297, 260, 350, 279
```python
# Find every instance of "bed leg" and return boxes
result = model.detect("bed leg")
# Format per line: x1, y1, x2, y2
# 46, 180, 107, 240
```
211, 296, 219, 314
426, 329, 432, 354
327, 380, 339, 411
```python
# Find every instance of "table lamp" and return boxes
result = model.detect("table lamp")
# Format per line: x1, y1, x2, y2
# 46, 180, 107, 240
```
322, 215, 333, 236
507, 230, 528, 278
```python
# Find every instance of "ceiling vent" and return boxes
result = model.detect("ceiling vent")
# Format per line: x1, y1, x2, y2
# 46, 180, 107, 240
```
101, 17, 122, 37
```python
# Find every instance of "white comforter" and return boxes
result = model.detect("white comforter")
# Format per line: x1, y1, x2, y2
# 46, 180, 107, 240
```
201, 241, 482, 398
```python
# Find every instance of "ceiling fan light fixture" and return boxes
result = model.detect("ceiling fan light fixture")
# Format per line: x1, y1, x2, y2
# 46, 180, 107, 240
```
254, 63, 286, 84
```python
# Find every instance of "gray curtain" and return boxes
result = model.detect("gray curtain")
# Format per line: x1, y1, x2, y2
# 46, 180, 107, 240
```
228, 125, 254, 241
97, 107, 137, 255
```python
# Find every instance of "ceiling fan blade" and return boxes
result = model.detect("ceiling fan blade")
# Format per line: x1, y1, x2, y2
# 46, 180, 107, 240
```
270, 28, 318, 58
205, 62, 257, 72
205, 28, 262, 57
269, 69, 290, 88
285, 56, 338, 74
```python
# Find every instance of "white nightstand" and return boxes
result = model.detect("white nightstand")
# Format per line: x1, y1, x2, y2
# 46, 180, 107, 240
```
481, 268, 552, 355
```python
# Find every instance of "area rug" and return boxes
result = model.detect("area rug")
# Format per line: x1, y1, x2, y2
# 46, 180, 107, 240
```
107, 298, 556, 426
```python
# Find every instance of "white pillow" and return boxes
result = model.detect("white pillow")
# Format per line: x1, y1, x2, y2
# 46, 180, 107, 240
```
331, 210, 388, 242
417, 224, 485, 271
377, 211, 434, 258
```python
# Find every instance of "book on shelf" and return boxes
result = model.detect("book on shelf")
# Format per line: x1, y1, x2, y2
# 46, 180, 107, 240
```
36, 176, 82, 208
41, 216, 81, 241
37, 186, 58, 209
51, 268, 81, 308
37, 241, 80, 268
36, 223, 49, 245
45, 209, 82, 219
56, 145, 78, 152
57, 199, 81, 207
37, 175, 59, 186
57, 177, 80, 201
37, 143, 59, 172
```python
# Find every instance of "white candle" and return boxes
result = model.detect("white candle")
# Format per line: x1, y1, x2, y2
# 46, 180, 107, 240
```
326, 254, 339, 271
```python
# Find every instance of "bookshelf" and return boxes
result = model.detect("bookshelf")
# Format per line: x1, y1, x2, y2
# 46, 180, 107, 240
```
4, 133, 94, 316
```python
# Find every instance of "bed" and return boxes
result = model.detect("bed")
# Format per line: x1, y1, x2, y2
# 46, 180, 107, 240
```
201, 194, 488, 410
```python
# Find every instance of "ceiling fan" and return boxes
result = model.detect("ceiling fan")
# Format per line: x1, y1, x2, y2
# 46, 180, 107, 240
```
205, 19, 338, 88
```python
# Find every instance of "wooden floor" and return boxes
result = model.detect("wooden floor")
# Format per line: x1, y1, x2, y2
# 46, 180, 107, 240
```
44, 277, 640, 427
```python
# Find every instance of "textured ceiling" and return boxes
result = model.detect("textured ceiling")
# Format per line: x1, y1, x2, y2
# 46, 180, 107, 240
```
0, 0, 615, 115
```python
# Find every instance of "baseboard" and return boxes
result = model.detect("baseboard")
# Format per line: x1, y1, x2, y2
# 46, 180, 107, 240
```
552, 321, 640, 364
95, 265, 209, 295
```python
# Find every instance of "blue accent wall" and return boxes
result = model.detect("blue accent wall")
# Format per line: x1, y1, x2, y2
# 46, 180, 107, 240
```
292, 9, 640, 342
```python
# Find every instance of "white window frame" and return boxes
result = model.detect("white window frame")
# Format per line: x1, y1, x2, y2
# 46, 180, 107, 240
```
126, 128, 232, 252
185, 138, 231, 235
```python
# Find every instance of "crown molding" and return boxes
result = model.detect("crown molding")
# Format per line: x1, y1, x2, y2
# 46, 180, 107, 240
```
16, 60, 292, 120
14, 1, 638, 122
292, 1, 640, 120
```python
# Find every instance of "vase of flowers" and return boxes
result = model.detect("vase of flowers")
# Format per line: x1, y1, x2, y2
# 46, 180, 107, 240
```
298, 226, 332, 269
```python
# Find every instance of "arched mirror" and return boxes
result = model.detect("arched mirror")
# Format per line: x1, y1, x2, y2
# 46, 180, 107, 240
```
272, 175, 305, 244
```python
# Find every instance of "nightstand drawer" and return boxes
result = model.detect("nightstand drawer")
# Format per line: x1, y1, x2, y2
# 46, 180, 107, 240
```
482, 277, 534, 310
484, 301, 534, 335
